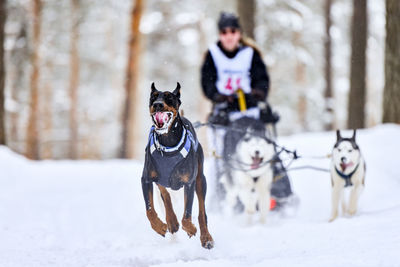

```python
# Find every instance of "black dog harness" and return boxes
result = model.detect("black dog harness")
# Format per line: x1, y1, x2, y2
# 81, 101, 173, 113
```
147, 125, 198, 190
335, 164, 359, 187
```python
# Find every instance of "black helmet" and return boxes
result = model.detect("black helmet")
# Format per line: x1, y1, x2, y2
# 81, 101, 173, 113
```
217, 12, 241, 31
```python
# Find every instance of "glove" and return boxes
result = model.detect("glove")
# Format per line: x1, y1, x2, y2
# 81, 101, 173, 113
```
251, 89, 266, 101
208, 110, 229, 125
213, 93, 235, 103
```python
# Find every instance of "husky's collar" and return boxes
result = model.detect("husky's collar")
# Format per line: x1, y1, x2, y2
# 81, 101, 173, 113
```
335, 163, 359, 187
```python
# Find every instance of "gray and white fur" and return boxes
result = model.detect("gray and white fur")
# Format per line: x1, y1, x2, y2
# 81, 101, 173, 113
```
329, 130, 366, 222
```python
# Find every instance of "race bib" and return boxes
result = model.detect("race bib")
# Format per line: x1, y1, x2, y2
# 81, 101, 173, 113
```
209, 44, 253, 96
220, 72, 246, 95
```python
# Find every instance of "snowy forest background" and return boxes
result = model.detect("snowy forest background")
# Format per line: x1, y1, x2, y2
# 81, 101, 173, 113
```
1, 0, 397, 160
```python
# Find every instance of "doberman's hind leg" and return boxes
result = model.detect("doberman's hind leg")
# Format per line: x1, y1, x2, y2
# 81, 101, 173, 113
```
157, 185, 180, 234
182, 183, 197, 237
142, 178, 167, 236
196, 171, 214, 249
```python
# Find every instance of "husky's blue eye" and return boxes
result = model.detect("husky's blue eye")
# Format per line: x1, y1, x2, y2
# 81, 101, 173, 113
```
338, 149, 342, 152
243, 137, 250, 142
348, 149, 352, 153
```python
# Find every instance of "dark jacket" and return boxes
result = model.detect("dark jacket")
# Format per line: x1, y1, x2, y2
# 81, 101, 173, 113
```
201, 41, 270, 113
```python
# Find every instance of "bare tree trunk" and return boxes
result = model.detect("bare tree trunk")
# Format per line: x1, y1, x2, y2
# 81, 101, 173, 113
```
293, 31, 307, 130
324, 0, 334, 130
196, 17, 212, 154
69, 0, 80, 159
9, 24, 28, 149
41, 61, 53, 159
237, 0, 255, 39
26, 0, 41, 159
0, 0, 6, 145
120, 0, 143, 158
382, 0, 400, 123
348, 0, 367, 129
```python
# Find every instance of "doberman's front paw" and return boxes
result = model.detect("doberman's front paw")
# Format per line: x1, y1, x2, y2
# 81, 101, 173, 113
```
166, 215, 180, 234
147, 210, 168, 237
151, 218, 168, 237
182, 218, 197, 237
201, 233, 214, 249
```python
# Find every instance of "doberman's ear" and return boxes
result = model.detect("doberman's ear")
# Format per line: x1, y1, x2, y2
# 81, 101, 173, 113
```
351, 129, 357, 141
336, 130, 341, 141
172, 82, 181, 99
151, 82, 158, 94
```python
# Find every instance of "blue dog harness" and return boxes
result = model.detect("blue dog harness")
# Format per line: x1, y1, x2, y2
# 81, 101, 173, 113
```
149, 125, 198, 157
147, 125, 198, 189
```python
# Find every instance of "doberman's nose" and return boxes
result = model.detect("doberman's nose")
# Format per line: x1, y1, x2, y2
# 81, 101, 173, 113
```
152, 101, 164, 111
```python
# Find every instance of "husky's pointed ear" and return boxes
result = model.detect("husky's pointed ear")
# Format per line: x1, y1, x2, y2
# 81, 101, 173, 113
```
151, 82, 157, 94
352, 129, 357, 141
172, 82, 181, 99
336, 130, 342, 141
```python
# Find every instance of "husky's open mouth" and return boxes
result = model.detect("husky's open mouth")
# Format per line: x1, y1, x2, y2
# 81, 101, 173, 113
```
152, 111, 173, 131
251, 156, 263, 169
340, 161, 354, 172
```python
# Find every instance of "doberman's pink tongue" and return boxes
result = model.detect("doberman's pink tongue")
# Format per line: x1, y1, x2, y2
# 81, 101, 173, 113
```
155, 112, 168, 126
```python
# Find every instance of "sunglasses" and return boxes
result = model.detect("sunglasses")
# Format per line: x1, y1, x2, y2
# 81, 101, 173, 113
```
220, 28, 239, 35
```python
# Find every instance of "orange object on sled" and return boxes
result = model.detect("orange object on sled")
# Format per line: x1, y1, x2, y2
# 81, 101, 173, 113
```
270, 198, 277, 210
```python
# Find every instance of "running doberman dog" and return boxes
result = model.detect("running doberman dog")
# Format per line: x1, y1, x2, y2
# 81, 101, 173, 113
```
141, 82, 214, 249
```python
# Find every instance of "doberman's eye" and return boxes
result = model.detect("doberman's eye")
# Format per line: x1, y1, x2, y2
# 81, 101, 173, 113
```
150, 93, 158, 103
164, 93, 174, 106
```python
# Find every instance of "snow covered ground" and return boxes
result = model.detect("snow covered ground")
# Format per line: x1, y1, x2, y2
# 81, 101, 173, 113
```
1, 124, 400, 267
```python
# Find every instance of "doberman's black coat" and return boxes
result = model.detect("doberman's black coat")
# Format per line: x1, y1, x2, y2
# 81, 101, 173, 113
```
141, 82, 214, 249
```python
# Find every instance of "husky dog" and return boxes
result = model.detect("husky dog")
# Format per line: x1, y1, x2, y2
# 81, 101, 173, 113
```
221, 117, 275, 223
329, 130, 366, 222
